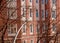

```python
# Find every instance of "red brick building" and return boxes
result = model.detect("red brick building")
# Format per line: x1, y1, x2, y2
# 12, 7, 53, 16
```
0, 0, 60, 43
39, 0, 60, 43
0, 0, 40, 43
0, 0, 21, 43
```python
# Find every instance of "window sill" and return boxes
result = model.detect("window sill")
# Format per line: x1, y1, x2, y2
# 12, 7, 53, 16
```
22, 33, 26, 35
30, 33, 33, 35
52, 18, 56, 20
8, 34, 16, 36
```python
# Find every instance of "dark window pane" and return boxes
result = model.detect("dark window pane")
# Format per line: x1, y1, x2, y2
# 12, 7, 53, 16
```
36, 9, 38, 17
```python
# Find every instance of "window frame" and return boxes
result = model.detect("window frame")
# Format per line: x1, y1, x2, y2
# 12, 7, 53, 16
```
22, 24, 26, 35
51, 10, 56, 19
45, 10, 48, 17
45, 0, 48, 4
42, 10, 45, 18
36, 24, 40, 33
36, 9, 39, 17
52, 0, 56, 4
52, 24, 56, 31
30, 24, 33, 34
31, 40, 34, 43
41, 0, 45, 4
8, 24, 17, 36
30, 0, 32, 2
22, 8, 26, 17
7, 8, 17, 19
23, 40, 27, 43
36, 0, 38, 3
30, 8, 32, 17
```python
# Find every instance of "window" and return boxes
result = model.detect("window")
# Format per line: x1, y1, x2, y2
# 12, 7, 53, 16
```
36, 9, 39, 17
43, 24, 48, 31
36, 24, 40, 33
22, 8, 26, 17
8, 8, 17, 19
45, 10, 48, 17
41, 0, 44, 4
23, 41, 26, 43
22, 0, 24, 1
52, 24, 56, 31
38, 40, 40, 43
7, 0, 16, 1
36, 0, 38, 3
30, 0, 32, 2
42, 10, 45, 18
8, 24, 17, 34
43, 23, 45, 31
23, 40, 27, 43
30, 9, 32, 17
7, 0, 17, 19
22, 24, 26, 33
5, 40, 12, 43
43, 40, 46, 43
45, 0, 48, 4
31, 40, 34, 43
30, 24, 33, 33
7, 0, 17, 7
52, 0, 56, 4
45, 25, 48, 30
52, 11, 56, 19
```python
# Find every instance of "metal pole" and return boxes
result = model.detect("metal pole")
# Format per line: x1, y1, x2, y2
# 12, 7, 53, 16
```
13, 22, 26, 43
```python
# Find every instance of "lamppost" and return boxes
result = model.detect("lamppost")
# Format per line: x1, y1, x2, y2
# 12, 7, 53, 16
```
13, 15, 32, 43
13, 22, 26, 43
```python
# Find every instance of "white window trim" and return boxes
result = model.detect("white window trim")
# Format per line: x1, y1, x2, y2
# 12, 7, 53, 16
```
51, 10, 56, 20
31, 39, 34, 43
36, 9, 39, 21
23, 40, 27, 43
29, 8, 33, 17
38, 40, 40, 43
52, 24, 56, 31
22, 0, 24, 1
28, 8, 33, 21
36, 0, 38, 3
30, 0, 32, 2
30, 24, 33, 34
9, 10, 17, 19
52, 0, 56, 4
41, 0, 45, 4
7, 0, 17, 19
8, 24, 17, 36
42, 23, 45, 32
7, 0, 17, 7
22, 7, 26, 17
52, 4, 56, 10
36, 24, 40, 33
7, 8, 17, 19
22, 24, 26, 35
42, 9, 45, 20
